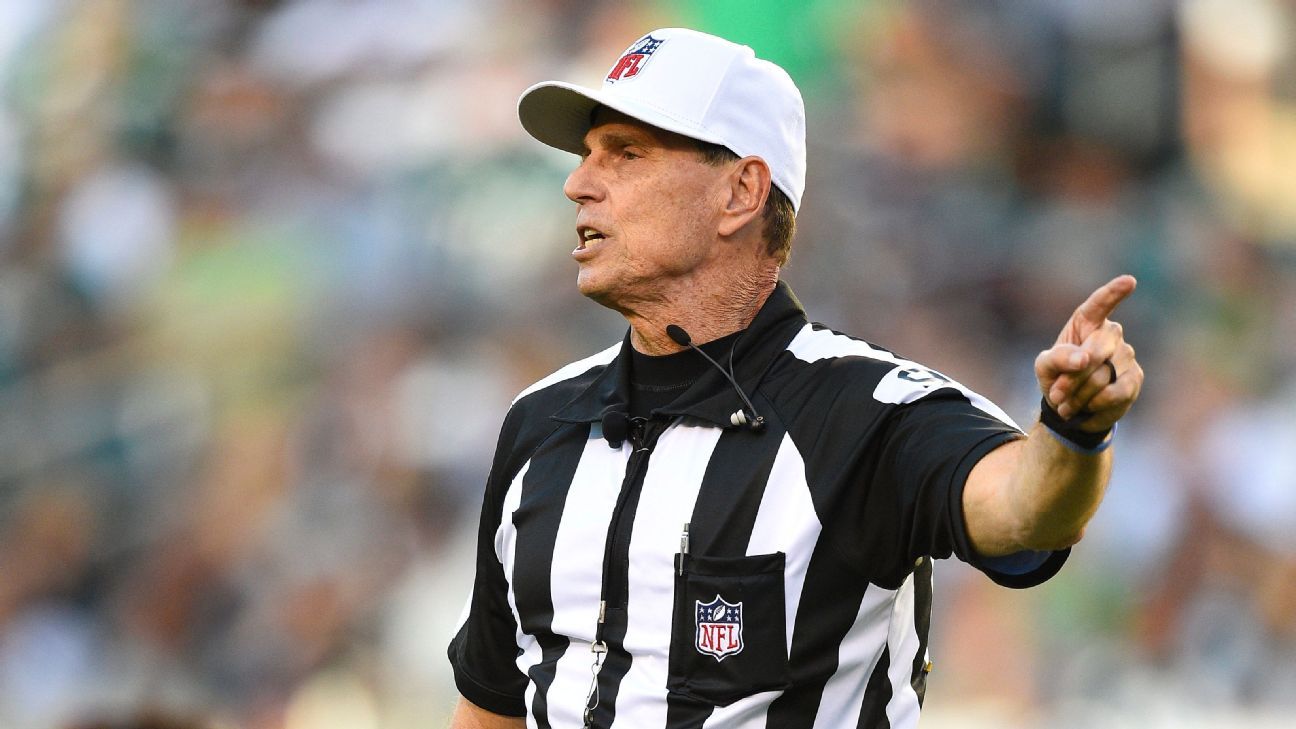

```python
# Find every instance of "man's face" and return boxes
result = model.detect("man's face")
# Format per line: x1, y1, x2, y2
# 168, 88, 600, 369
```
564, 108, 729, 310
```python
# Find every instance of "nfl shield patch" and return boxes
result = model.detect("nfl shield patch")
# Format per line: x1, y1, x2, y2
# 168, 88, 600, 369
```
695, 595, 743, 661
606, 34, 665, 83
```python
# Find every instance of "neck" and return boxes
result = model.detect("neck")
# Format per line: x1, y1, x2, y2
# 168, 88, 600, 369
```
623, 267, 779, 355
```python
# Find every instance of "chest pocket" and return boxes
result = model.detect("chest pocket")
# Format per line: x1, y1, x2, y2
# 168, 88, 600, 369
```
667, 552, 790, 706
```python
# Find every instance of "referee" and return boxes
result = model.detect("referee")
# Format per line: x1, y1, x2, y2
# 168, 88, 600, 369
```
448, 28, 1143, 729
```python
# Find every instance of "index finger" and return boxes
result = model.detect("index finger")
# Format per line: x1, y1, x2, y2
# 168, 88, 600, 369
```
1074, 274, 1137, 326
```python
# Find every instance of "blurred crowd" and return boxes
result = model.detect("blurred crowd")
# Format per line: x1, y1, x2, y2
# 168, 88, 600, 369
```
0, 1, 1292, 728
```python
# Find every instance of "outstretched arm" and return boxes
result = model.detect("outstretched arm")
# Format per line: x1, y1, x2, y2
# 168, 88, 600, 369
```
963, 275, 1145, 556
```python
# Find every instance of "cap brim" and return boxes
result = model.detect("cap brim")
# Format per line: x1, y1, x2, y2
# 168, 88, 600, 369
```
517, 81, 728, 155
517, 82, 602, 156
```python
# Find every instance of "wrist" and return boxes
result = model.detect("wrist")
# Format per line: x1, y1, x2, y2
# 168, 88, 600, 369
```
1038, 396, 1115, 453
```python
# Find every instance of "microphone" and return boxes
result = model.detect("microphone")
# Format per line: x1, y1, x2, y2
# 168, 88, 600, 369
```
602, 411, 629, 448
666, 325, 766, 432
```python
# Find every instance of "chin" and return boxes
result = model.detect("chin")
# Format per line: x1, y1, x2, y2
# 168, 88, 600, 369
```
576, 272, 627, 310
576, 269, 606, 297
578, 281, 617, 308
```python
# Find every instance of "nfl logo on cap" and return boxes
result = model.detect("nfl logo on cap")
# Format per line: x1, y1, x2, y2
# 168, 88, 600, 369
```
695, 595, 743, 661
606, 34, 665, 83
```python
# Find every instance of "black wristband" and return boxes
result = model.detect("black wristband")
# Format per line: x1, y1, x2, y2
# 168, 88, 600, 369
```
1038, 396, 1112, 451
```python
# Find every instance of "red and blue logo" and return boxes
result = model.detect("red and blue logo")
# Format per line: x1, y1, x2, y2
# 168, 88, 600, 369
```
695, 595, 743, 661
606, 35, 665, 83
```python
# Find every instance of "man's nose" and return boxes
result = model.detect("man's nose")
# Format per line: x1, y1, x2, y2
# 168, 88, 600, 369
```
563, 157, 601, 204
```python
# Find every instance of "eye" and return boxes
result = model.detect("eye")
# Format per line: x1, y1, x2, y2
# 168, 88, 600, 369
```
620, 148, 642, 160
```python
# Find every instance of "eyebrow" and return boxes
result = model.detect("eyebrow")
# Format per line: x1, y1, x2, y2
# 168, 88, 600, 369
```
580, 128, 653, 156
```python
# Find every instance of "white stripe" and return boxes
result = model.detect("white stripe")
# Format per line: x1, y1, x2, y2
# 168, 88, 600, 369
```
707, 434, 822, 729
884, 573, 923, 729
786, 323, 894, 364
513, 342, 621, 404
705, 690, 785, 727
616, 422, 722, 728
542, 433, 630, 728
785, 324, 1020, 429
747, 435, 822, 653
811, 586, 898, 729
497, 461, 543, 720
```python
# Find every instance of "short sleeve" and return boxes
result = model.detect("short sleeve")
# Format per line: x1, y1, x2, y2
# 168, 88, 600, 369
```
874, 389, 1068, 589
446, 415, 529, 717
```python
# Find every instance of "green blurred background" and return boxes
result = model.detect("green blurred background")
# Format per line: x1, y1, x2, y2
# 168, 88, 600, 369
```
0, 1, 1294, 728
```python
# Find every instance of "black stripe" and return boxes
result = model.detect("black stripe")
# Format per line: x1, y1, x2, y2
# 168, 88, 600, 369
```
688, 422, 783, 556
909, 559, 933, 706
664, 423, 784, 729
763, 544, 871, 729
510, 425, 590, 728
588, 418, 672, 729
856, 645, 893, 729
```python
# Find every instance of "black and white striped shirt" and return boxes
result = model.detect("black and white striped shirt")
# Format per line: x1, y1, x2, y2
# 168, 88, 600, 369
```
449, 282, 1066, 728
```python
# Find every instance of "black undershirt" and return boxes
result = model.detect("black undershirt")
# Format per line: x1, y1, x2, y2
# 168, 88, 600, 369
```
627, 330, 745, 419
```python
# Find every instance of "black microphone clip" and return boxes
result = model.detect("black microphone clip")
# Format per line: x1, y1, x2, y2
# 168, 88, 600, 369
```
601, 411, 630, 448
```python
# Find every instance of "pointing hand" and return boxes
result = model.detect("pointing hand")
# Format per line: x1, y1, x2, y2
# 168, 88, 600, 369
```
1034, 275, 1144, 432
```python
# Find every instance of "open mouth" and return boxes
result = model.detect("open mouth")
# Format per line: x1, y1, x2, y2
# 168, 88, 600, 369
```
576, 226, 607, 250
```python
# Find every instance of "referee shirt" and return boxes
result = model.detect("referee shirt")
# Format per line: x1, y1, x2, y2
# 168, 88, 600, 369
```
449, 281, 1066, 728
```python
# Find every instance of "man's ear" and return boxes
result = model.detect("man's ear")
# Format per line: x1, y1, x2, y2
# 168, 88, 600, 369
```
717, 157, 771, 238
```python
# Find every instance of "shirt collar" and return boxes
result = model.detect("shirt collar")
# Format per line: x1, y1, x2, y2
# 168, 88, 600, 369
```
551, 280, 808, 428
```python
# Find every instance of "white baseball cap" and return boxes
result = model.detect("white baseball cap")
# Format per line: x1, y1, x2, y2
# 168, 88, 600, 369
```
517, 28, 807, 213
